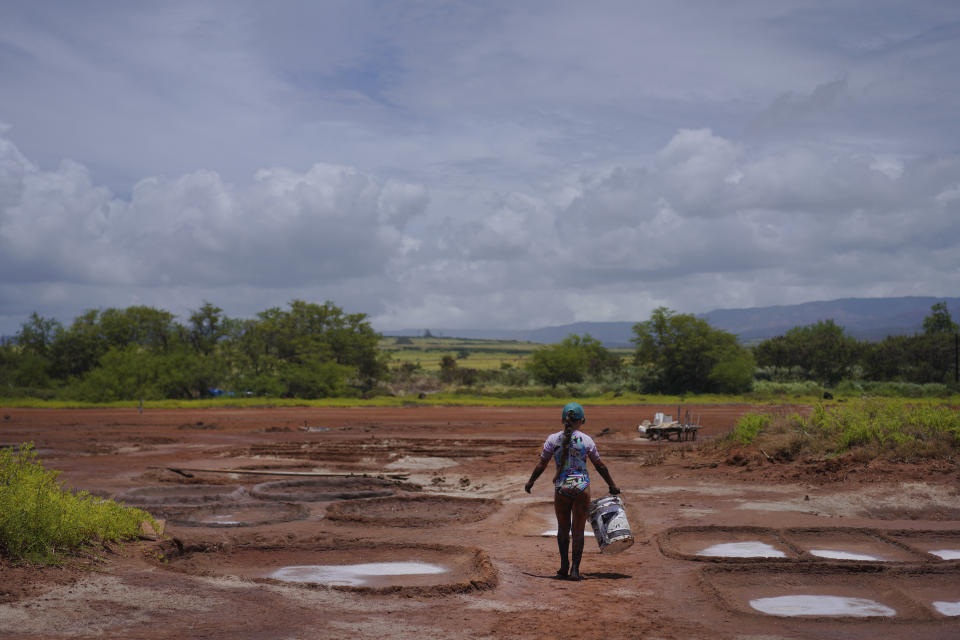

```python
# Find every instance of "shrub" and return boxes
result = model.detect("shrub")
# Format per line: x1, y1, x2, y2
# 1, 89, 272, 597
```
748, 380, 823, 398
728, 413, 772, 445
719, 400, 960, 462
0, 443, 154, 563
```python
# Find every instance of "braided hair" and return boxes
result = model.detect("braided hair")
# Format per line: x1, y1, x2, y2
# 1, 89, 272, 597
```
553, 409, 580, 483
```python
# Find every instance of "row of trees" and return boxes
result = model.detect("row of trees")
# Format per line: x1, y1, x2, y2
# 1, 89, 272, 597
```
2, 300, 957, 400
1, 301, 385, 401
522, 308, 756, 394
523, 303, 957, 395
753, 302, 959, 386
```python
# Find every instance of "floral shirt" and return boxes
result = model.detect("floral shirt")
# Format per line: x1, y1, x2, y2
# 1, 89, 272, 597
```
539, 430, 601, 491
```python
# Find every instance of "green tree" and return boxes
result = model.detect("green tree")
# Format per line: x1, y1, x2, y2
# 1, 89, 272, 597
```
524, 333, 618, 388
68, 345, 164, 401
48, 309, 109, 380
564, 334, 622, 377
12, 313, 63, 388
861, 334, 947, 384
15, 313, 62, 358
526, 340, 587, 388
222, 300, 385, 397
95, 306, 177, 350
923, 301, 958, 335
632, 307, 755, 394
754, 319, 861, 386
187, 302, 227, 355
784, 320, 861, 386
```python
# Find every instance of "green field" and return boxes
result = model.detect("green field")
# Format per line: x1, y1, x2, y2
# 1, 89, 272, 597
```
380, 336, 632, 370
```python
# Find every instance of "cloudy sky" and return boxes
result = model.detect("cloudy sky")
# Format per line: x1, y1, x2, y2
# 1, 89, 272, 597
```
1, 1, 959, 335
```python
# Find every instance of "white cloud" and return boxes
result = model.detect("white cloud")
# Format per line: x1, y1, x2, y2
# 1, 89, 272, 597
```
1, 2, 960, 335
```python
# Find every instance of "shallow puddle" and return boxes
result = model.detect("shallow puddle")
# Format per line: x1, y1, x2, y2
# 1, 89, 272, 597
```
697, 542, 786, 558
658, 527, 795, 561
164, 543, 496, 594
785, 528, 922, 563
268, 562, 449, 587
155, 502, 306, 527
932, 600, 960, 616
930, 549, 960, 560
541, 529, 594, 537
809, 549, 884, 561
749, 595, 896, 617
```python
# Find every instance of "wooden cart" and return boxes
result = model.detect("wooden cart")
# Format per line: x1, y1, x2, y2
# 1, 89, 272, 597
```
639, 408, 702, 441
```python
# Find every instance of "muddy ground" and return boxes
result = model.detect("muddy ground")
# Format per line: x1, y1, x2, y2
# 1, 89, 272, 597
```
1, 404, 958, 639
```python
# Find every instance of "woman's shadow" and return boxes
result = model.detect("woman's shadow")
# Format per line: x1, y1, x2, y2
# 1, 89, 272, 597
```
522, 571, 632, 581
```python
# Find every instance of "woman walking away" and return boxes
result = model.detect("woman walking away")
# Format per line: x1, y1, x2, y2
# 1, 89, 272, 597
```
525, 402, 620, 581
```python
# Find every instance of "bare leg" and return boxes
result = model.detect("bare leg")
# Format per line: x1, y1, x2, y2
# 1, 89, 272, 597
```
553, 491, 572, 577
569, 488, 590, 580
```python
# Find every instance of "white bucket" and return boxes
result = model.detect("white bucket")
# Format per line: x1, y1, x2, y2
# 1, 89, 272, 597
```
588, 495, 634, 554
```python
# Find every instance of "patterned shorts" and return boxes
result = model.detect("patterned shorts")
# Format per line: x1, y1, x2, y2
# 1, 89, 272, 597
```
556, 473, 589, 498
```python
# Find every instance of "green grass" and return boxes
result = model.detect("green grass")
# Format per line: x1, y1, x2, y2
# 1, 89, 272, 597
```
380, 336, 633, 371
0, 443, 156, 564
3, 388, 958, 411
1, 391, 764, 409
723, 399, 960, 461
728, 413, 773, 445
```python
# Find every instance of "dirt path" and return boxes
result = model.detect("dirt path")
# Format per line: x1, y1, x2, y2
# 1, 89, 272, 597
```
1, 405, 958, 639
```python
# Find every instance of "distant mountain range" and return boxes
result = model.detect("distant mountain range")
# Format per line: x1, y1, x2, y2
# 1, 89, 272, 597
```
385, 296, 960, 347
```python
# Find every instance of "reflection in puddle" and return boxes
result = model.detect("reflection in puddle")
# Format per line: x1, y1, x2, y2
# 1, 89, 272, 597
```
541, 529, 594, 537
749, 595, 896, 617
204, 514, 239, 524
268, 562, 449, 586
809, 549, 883, 561
697, 542, 786, 558
930, 549, 960, 560
932, 601, 960, 616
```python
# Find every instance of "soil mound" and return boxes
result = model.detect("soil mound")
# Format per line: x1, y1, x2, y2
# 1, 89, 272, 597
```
149, 502, 308, 527
114, 484, 247, 507
325, 495, 500, 527
250, 477, 417, 502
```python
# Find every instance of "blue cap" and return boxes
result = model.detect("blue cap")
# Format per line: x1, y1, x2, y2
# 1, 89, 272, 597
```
561, 402, 584, 421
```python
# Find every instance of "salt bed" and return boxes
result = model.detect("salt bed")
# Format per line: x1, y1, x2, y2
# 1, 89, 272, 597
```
809, 549, 884, 561
749, 595, 896, 617
697, 542, 786, 558
930, 549, 960, 560
269, 562, 449, 587
932, 601, 960, 616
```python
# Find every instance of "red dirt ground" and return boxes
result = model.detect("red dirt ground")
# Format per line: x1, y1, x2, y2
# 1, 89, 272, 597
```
1, 404, 958, 639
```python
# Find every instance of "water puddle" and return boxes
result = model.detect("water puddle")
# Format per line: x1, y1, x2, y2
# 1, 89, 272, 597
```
697, 542, 786, 558
809, 549, 885, 561
268, 562, 449, 587
541, 529, 595, 537
154, 502, 307, 527
749, 595, 896, 617
930, 549, 960, 560
932, 600, 960, 616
